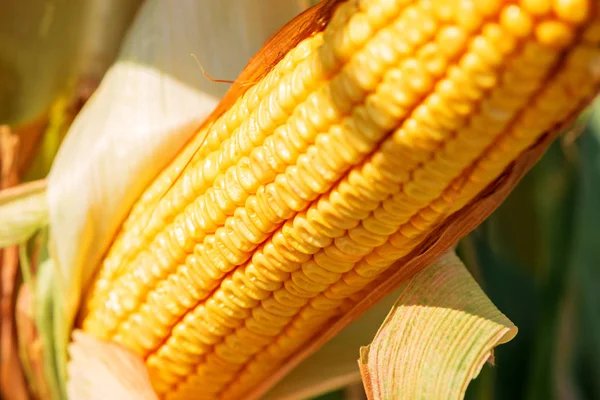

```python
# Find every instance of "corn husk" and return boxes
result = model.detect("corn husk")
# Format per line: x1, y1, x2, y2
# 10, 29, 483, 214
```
358, 251, 516, 399
34, 259, 64, 400
66, 331, 158, 400
0, 181, 47, 248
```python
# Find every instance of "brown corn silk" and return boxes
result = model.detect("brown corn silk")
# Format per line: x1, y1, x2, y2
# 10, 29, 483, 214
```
80, 0, 600, 399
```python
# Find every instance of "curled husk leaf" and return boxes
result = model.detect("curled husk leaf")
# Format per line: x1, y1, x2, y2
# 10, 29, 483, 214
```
358, 251, 516, 399
0, 181, 47, 248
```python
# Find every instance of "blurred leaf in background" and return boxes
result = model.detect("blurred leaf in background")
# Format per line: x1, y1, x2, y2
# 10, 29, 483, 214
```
0, 0, 143, 180
0, 0, 142, 126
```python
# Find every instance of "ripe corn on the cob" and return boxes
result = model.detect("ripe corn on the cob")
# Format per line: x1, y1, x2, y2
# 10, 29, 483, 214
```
81, 0, 600, 398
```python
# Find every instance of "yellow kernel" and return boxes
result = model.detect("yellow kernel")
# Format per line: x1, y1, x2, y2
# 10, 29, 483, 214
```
418, 43, 448, 76
583, 21, 600, 43
402, 59, 434, 94
475, 0, 502, 16
501, 5, 534, 38
456, 0, 483, 32
471, 36, 503, 66
535, 20, 576, 49
553, 0, 590, 24
435, 26, 468, 58
348, 13, 374, 48
432, 0, 453, 21
522, 0, 552, 15
483, 24, 517, 55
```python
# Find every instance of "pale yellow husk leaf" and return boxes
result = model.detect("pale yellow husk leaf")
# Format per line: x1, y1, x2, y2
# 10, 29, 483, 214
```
359, 251, 518, 399
66, 331, 158, 400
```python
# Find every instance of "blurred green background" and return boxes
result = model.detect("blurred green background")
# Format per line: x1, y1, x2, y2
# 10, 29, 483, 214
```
460, 104, 600, 400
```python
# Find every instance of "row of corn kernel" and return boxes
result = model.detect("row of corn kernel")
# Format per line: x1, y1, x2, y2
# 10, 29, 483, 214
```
316, 26, 583, 302
146, 4, 528, 390
81, 0, 371, 336
84, 0, 426, 347
85, 33, 328, 314
323, 9, 600, 303
221, 23, 600, 400
146, 0, 532, 393
157, 3, 596, 396
130, 0, 457, 365
94, 0, 371, 292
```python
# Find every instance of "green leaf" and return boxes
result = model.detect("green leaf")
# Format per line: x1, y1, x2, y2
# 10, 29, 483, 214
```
35, 259, 66, 400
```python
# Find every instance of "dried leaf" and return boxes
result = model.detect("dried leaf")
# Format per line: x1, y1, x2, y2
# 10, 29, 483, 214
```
358, 251, 516, 399
9, 114, 49, 178
1, 126, 20, 187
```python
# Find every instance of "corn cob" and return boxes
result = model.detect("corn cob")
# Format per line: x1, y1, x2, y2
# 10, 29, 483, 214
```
81, 0, 600, 398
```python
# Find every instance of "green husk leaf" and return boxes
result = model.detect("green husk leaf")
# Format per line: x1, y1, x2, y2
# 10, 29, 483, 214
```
0, 181, 47, 248
34, 259, 65, 400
